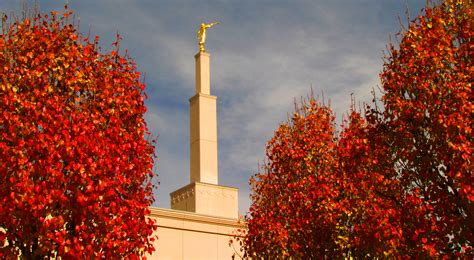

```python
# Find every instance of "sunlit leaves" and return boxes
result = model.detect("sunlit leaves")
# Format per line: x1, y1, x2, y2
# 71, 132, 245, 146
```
243, 99, 343, 258
0, 7, 157, 258
242, 0, 472, 258
379, 0, 473, 256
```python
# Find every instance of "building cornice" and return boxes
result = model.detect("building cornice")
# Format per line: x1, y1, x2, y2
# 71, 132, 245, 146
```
149, 207, 245, 228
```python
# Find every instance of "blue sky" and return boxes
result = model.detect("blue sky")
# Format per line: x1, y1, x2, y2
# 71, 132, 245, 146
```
2, 0, 426, 215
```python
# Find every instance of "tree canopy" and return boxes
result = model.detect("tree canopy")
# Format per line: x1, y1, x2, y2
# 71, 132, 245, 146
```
241, 0, 472, 257
0, 8, 157, 258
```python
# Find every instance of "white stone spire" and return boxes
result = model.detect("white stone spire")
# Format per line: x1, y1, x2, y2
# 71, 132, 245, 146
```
169, 50, 238, 219
189, 52, 218, 184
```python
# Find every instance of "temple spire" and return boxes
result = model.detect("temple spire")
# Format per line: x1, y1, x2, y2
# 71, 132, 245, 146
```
169, 26, 238, 219
189, 52, 218, 184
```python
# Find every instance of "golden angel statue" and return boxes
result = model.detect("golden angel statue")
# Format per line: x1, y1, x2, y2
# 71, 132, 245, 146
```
197, 22, 219, 52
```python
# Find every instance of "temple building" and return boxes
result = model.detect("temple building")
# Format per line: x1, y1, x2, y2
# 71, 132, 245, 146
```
147, 32, 244, 259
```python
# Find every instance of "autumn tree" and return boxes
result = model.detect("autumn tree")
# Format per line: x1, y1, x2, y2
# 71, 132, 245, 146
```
242, 98, 349, 258
378, 0, 473, 255
335, 109, 436, 257
334, 110, 403, 256
242, 0, 472, 258
241, 101, 416, 258
0, 8, 157, 258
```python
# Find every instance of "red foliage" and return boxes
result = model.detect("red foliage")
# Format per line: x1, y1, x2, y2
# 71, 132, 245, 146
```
244, 99, 344, 258
242, 0, 472, 258
0, 9, 157, 258
336, 110, 435, 256
335, 111, 405, 256
379, 0, 473, 255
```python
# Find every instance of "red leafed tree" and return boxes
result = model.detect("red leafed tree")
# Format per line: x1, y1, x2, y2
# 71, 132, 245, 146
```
379, 0, 473, 255
241, 0, 472, 258
335, 110, 405, 256
241, 101, 426, 258
0, 8, 157, 258
243, 98, 348, 258
336, 110, 434, 257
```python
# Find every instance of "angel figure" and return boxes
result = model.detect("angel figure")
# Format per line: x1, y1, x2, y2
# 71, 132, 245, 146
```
197, 22, 219, 52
